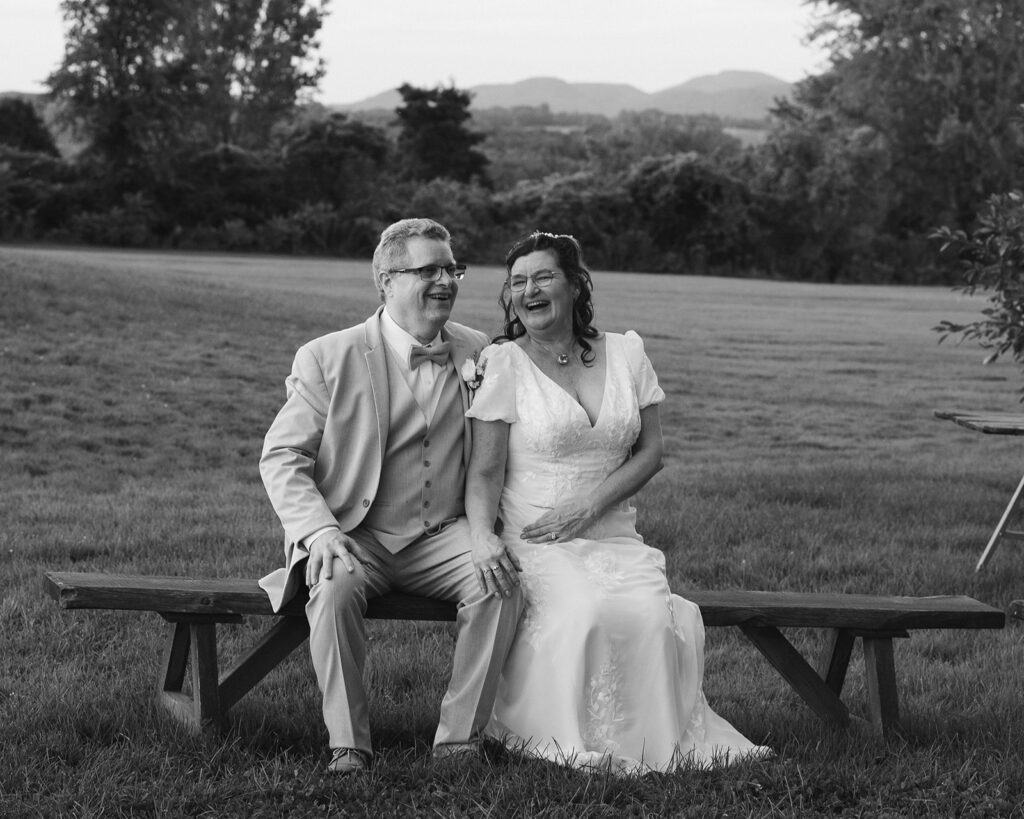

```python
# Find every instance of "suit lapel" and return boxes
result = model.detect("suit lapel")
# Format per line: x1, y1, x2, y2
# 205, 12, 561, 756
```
364, 308, 390, 462
443, 325, 475, 469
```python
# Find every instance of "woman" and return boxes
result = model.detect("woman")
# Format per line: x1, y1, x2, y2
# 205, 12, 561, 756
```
465, 231, 768, 773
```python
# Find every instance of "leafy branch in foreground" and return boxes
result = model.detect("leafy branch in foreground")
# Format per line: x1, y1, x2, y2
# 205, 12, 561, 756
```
933, 190, 1024, 394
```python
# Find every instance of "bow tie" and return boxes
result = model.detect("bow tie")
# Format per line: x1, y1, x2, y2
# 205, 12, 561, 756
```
408, 341, 451, 369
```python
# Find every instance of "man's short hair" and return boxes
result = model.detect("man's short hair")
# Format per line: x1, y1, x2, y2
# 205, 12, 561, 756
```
372, 218, 451, 300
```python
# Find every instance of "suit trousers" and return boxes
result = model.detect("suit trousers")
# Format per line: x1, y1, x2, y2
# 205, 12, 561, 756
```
304, 517, 525, 753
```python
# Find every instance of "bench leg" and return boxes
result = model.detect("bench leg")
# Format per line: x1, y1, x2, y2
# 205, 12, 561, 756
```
157, 615, 309, 732
218, 617, 310, 712
158, 620, 224, 732
739, 624, 850, 728
161, 620, 190, 695
818, 629, 856, 695
863, 636, 901, 739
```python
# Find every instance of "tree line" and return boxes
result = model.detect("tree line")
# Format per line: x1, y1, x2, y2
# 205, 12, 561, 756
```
2, 0, 1024, 285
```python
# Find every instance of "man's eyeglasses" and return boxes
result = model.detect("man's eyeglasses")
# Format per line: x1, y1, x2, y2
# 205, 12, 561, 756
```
508, 270, 557, 292
389, 263, 467, 282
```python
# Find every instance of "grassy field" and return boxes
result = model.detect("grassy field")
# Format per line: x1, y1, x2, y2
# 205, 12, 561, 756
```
2, 244, 1024, 817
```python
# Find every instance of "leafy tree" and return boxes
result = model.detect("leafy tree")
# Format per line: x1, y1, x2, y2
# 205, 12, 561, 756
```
394, 84, 490, 185
0, 98, 60, 156
624, 153, 760, 274
48, 1, 191, 172
933, 100, 1024, 391
163, 143, 281, 229
816, 2, 1023, 257
0, 147, 71, 237
752, 98, 898, 281
279, 113, 389, 211
585, 110, 742, 174
933, 191, 1024, 391
179, 0, 328, 148
394, 178, 493, 261
48, 0, 328, 168
476, 118, 590, 189
508, 171, 637, 271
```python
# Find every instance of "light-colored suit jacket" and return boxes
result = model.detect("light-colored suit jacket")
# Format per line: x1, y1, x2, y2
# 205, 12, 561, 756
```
259, 305, 488, 611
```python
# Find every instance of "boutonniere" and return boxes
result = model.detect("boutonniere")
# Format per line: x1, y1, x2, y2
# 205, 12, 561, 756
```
460, 352, 487, 393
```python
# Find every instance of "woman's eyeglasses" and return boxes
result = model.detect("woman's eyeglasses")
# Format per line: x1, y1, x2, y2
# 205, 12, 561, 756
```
389, 263, 467, 282
508, 270, 557, 292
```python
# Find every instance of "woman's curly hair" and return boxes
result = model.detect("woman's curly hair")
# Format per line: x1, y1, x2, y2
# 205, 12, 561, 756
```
497, 231, 599, 365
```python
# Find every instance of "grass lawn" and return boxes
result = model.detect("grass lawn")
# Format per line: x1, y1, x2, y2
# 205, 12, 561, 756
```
2, 244, 1024, 817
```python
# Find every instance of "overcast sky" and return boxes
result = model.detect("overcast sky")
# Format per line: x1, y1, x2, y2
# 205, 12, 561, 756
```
3, 0, 830, 104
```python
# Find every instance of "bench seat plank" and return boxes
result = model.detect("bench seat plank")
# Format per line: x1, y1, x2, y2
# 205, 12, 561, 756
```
42, 572, 457, 621
934, 409, 1024, 435
43, 572, 1005, 631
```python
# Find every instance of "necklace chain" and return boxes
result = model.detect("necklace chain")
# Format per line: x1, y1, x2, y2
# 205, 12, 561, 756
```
530, 337, 574, 366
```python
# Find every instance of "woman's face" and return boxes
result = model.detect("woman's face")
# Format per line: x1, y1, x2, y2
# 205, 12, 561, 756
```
508, 249, 579, 337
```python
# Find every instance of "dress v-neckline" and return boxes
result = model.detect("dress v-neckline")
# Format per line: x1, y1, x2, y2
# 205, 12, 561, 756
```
512, 340, 609, 429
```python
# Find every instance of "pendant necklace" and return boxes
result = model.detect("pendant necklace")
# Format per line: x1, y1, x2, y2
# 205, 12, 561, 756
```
531, 337, 573, 366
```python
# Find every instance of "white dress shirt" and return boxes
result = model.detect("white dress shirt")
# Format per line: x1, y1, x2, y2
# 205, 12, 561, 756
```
379, 307, 450, 425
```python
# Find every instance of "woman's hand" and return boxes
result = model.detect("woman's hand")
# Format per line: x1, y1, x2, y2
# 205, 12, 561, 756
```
521, 501, 597, 544
471, 531, 521, 597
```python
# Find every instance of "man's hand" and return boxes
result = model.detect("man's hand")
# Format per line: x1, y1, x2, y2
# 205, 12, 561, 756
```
471, 531, 521, 597
305, 529, 358, 586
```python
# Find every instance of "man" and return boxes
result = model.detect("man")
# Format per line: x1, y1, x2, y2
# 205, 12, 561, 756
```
259, 218, 523, 774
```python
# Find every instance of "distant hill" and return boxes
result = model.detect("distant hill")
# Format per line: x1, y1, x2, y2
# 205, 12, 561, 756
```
334, 71, 792, 120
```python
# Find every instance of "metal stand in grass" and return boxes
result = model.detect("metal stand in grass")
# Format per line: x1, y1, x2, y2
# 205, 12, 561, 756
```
934, 409, 1024, 571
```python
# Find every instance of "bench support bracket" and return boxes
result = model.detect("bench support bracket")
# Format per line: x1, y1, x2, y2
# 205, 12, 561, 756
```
740, 624, 851, 728
219, 617, 310, 714
156, 613, 309, 733
741, 625, 907, 738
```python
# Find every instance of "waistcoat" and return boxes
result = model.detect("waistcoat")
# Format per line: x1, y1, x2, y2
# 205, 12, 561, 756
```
362, 348, 466, 553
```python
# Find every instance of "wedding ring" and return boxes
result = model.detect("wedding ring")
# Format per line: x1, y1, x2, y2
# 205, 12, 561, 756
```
486, 565, 498, 572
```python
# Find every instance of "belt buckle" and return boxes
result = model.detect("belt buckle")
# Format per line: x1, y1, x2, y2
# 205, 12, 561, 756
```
424, 517, 456, 536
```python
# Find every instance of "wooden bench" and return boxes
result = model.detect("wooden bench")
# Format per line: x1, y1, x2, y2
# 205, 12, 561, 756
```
43, 571, 1005, 740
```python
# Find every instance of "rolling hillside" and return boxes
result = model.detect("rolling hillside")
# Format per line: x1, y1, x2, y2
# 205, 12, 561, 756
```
335, 71, 792, 120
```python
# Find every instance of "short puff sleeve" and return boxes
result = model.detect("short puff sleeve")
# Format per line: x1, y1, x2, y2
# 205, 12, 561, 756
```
623, 330, 666, 409
465, 343, 517, 423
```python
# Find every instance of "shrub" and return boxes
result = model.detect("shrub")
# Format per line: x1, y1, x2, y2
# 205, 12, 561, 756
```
67, 193, 157, 247
933, 190, 1024, 393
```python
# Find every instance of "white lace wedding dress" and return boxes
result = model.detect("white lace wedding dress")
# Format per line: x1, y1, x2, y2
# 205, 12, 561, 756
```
466, 331, 768, 773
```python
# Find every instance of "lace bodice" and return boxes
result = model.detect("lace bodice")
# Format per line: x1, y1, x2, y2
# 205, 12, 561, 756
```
466, 331, 664, 540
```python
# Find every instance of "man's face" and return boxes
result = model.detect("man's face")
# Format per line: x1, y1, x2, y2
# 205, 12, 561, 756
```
381, 236, 459, 342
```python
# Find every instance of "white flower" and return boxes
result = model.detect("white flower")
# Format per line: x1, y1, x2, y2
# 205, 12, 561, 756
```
460, 353, 486, 392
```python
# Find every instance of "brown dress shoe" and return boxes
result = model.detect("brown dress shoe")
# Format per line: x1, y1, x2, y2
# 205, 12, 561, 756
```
327, 747, 371, 774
